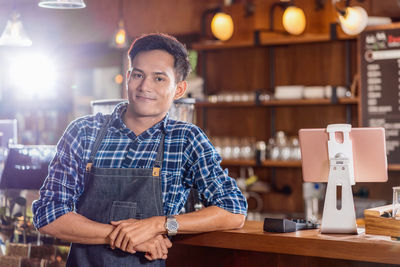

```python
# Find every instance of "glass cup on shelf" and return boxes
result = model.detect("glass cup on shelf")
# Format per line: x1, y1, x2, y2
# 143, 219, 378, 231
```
231, 138, 241, 159
211, 136, 222, 156
221, 137, 232, 160
240, 138, 254, 160
232, 92, 241, 102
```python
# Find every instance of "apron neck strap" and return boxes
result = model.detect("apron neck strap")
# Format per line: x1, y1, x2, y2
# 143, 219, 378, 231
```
154, 133, 165, 168
87, 115, 112, 166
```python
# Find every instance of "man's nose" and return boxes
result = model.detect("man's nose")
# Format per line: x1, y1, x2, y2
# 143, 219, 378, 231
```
138, 77, 152, 92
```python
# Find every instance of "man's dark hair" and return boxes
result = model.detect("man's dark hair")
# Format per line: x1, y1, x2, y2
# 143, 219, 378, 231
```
128, 33, 191, 82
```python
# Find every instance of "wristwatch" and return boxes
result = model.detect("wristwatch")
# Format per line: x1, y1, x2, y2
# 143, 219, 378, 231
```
165, 215, 179, 236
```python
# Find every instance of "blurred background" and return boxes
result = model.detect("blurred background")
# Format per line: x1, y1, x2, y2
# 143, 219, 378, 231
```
0, 1, 400, 256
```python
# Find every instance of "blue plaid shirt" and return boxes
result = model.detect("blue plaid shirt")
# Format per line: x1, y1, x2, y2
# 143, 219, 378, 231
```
32, 102, 247, 229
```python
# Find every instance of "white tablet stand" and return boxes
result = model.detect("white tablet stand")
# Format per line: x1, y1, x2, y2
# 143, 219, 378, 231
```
321, 124, 357, 234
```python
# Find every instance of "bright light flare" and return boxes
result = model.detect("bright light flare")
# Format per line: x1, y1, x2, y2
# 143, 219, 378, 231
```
8, 53, 57, 100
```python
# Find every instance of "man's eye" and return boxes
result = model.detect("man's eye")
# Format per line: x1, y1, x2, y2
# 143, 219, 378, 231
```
155, 77, 165, 82
132, 73, 143, 79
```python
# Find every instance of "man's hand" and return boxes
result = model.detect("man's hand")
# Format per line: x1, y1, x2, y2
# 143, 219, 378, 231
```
109, 217, 165, 251
136, 235, 172, 261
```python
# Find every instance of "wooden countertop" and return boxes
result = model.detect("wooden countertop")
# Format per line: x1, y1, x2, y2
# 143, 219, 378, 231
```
172, 221, 400, 265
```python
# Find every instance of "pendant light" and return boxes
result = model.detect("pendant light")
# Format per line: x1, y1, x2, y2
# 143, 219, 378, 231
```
211, 12, 234, 41
338, 6, 368, 35
38, 0, 86, 9
333, 0, 368, 35
0, 12, 32, 47
111, 0, 128, 49
269, 0, 306, 35
282, 6, 306, 35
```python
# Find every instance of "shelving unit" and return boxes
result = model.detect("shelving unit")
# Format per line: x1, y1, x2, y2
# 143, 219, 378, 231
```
196, 97, 359, 108
193, 32, 356, 50
192, 30, 366, 214
221, 159, 301, 168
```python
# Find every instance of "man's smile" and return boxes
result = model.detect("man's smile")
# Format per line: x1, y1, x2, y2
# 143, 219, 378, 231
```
136, 95, 156, 101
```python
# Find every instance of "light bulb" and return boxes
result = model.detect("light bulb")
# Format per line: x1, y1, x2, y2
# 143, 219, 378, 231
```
339, 6, 368, 35
211, 12, 234, 41
112, 19, 128, 48
115, 28, 126, 46
282, 6, 306, 35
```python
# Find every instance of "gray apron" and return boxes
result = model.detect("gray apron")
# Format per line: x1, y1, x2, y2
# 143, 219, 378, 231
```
66, 115, 166, 267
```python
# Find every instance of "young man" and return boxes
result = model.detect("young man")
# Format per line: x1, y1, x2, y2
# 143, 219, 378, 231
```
32, 33, 247, 266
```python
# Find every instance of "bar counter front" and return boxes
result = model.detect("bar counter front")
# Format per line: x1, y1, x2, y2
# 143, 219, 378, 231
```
166, 221, 400, 267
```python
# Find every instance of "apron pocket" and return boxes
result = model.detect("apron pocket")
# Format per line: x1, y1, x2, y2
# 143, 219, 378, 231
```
109, 201, 137, 222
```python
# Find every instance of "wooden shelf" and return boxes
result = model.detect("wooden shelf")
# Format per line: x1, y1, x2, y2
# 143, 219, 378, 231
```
262, 160, 301, 167
221, 160, 400, 171
221, 159, 301, 168
192, 39, 254, 50
196, 98, 359, 108
260, 97, 359, 106
389, 164, 400, 171
192, 32, 356, 51
196, 101, 257, 108
221, 159, 256, 166
257, 32, 355, 46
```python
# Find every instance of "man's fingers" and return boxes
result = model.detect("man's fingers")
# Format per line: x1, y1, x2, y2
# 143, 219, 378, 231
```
156, 241, 164, 259
108, 224, 123, 248
121, 235, 130, 251
158, 236, 168, 255
145, 253, 153, 261
163, 236, 172, 248
126, 241, 136, 254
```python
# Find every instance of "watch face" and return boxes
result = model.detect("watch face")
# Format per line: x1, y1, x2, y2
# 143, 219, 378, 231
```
166, 216, 179, 235
168, 220, 178, 231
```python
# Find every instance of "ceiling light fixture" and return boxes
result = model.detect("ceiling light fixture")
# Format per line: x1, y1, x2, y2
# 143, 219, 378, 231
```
211, 12, 234, 41
0, 12, 32, 47
38, 0, 86, 9
282, 6, 306, 35
333, 0, 368, 35
269, 0, 306, 35
111, 0, 128, 49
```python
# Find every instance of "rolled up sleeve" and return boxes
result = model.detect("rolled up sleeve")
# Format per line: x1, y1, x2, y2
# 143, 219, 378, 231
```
32, 121, 86, 229
186, 129, 248, 216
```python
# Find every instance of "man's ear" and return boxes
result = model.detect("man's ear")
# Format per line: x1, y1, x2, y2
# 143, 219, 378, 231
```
173, 81, 187, 100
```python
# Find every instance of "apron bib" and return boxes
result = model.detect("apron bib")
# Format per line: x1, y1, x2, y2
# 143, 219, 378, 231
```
67, 116, 165, 267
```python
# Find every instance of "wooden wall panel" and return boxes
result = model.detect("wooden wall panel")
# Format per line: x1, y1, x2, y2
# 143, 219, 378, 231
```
205, 47, 270, 93
203, 108, 271, 139
274, 41, 357, 86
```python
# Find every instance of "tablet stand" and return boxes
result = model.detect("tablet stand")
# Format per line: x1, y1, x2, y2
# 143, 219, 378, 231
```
321, 124, 357, 234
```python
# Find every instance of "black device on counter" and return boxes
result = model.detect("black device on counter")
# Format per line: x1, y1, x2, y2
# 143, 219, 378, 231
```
0, 145, 55, 190
263, 218, 319, 233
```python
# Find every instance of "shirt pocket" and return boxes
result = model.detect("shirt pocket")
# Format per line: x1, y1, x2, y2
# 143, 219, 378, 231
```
109, 201, 137, 222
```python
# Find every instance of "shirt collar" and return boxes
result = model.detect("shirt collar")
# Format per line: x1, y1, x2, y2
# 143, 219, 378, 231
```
110, 101, 169, 135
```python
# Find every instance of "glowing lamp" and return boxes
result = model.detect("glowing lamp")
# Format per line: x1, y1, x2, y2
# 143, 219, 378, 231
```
211, 12, 234, 41
115, 74, 124, 84
38, 0, 86, 9
112, 19, 128, 49
338, 6, 368, 35
282, 6, 306, 35
0, 12, 32, 47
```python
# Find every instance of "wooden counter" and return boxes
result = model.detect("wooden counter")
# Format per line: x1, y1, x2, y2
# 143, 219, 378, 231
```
167, 221, 400, 267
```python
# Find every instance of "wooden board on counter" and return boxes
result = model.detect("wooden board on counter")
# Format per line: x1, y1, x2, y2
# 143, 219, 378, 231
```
364, 205, 400, 238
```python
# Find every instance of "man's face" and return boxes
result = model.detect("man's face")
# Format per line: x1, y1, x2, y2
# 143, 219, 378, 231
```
126, 49, 185, 120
